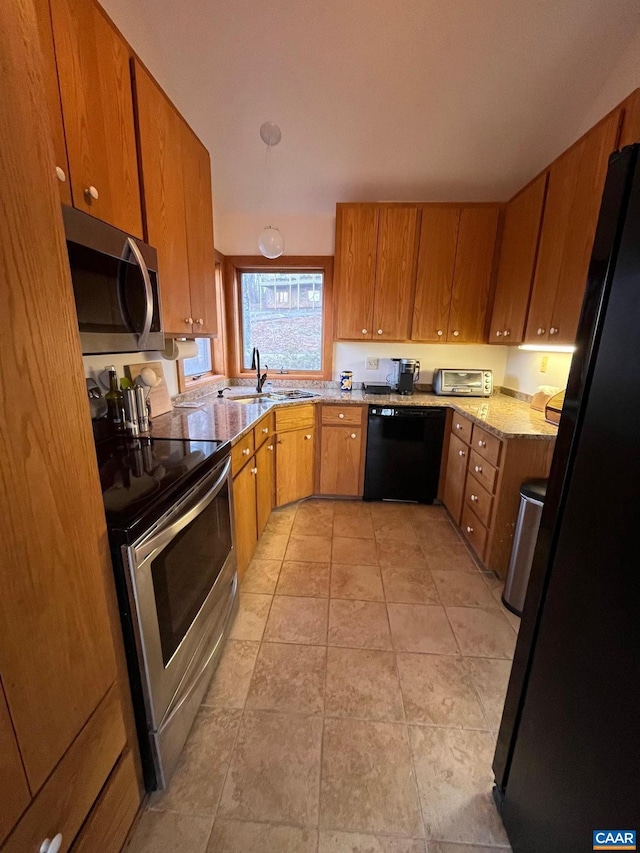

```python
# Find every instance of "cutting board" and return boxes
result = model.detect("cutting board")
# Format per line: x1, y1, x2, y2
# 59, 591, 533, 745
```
124, 362, 172, 417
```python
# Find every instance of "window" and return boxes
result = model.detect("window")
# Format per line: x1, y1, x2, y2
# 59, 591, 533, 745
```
227, 257, 333, 378
182, 337, 212, 378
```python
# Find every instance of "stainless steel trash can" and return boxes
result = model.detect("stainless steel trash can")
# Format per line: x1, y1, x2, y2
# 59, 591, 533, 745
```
502, 478, 547, 616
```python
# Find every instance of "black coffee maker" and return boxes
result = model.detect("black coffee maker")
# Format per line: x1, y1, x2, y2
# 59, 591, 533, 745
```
391, 358, 420, 395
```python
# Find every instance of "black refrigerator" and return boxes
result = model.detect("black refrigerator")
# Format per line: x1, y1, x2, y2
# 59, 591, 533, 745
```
493, 143, 640, 851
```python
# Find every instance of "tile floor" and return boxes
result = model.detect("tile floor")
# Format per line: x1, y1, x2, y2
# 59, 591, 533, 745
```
127, 499, 518, 853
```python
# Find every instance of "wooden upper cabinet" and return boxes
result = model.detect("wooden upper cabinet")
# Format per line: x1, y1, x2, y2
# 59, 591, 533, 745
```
489, 174, 548, 344
334, 206, 378, 339
448, 207, 500, 342
549, 108, 622, 342
134, 59, 192, 336
524, 145, 582, 343
49, 0, 142, 236
619, 88, 640, 147
411, 207, 460, 342
372, 206, 419, 340
33, 0, 71, 205
525, 107, 622, 344
182, 123, 217, 335
0, 684, 30, 845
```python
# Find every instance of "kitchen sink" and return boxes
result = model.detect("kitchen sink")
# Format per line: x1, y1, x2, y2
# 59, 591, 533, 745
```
228, 390, 320, 403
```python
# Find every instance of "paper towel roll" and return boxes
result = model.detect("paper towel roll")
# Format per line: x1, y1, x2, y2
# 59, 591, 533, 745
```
162, 338, 199, 361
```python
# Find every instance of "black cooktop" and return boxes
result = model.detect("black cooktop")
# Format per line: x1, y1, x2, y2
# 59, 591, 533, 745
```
96, 435, 229, 536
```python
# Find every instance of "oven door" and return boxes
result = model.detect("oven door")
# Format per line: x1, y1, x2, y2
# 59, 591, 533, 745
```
125, 456, 235, 729
441, 369, 484, 393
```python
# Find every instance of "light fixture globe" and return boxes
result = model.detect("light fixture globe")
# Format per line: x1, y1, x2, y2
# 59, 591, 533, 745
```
258, 226, 284, 259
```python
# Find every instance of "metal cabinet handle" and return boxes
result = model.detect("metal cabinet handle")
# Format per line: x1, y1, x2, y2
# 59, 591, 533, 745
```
338, 413, 345, 419
197, 318, 204, 325
361, 329, 368, 335
84, 185, 98, 202
251, 467, 258, 475
475, 465, 483, 473
452, 330, 460, 337
242, 448, 250, 456
55, 166, 66, 183
537, 328, 545, 335
455, 423, 463, 430
458, 450, 466, 457
122, 237, 154, 349
437, 330, 443, 336
262, 427, 269, 433
466, 525, 474, 534
478, 440, 486, 448
471, 494, 478, 502
304, 434, 312, 440
495, 330, 502, 337
377, 329, 383, 335
503, 329, 510, 337
40, 835, 63, 853
350, 433, 356, 439
549, 327, 558, 335
185, 317, 194, 324
267, 444, 274, 450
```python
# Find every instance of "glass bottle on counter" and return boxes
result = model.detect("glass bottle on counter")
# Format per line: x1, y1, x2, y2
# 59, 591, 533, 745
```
105, 365, 124, 432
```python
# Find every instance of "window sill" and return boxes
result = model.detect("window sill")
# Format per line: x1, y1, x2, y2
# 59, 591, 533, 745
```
177, 372, 226, 394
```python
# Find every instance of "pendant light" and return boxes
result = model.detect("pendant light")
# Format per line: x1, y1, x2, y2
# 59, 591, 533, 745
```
258, 121, 284, 259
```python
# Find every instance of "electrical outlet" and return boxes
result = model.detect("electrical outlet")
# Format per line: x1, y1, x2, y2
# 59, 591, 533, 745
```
540, 355, 548, 373
366, 357, 379, 370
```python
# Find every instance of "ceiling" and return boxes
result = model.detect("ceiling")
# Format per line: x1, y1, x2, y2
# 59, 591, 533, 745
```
101, 0, 640, 215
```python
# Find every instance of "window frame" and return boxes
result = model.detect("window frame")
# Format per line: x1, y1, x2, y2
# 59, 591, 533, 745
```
225, 255, 334, 381
176, 253, 228, 393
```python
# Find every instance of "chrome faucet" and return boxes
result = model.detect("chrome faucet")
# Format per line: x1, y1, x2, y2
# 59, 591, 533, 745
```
251, 347, 268, 392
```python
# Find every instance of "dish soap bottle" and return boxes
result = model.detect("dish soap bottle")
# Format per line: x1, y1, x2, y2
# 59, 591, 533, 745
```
105, 365, 124, 432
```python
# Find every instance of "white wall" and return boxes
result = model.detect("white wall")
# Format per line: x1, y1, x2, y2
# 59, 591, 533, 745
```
333, 342, 508, 386
216, 213, 335, 256
83, 351, 179, 398
503, 349, 573, 397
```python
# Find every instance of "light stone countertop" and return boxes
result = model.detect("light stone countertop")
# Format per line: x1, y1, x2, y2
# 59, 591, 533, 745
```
150, 389, 558, 445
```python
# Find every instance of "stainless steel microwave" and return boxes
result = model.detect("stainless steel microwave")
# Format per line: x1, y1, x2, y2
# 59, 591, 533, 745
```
63, 206, 164, 355
432, 368, 493, 397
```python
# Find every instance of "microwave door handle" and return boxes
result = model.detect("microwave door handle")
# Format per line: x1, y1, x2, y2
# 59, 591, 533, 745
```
124, 237, 154, 349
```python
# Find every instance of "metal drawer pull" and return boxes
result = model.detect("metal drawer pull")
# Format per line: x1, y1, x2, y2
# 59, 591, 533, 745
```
475, 465, 483, 473
466, 525, 474, 534
251, 467, 258, 475
242, 448, 250, 456
537, 328, 545, 335
549, 327, 558, 335
377, 329, 383, 335
262, 427, 269, 433
471, 494, 478, 502
458, 450, 466, 457
495, 330, 502, 337
437, 330, 443, 336
185, 317, 193, 324
478, 440, 487, 448
455, 423, 463, 430
55, 166, 66, 182
304, 434, 312, 440
40, 836, 63, 853
338, 413, 345, 419
452, 330, 459, 337
84, 185, 98, 202
267, 444, 274, 450
350, 433, 356, 439
503, 329, 510, 337
361, 329, 368, 334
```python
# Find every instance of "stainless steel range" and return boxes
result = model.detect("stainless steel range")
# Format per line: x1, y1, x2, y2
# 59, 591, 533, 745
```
97, 435, 237, 790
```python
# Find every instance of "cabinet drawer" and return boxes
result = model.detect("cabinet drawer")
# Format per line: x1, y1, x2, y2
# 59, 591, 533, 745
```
274, 404, 315, 432
3, 684, 125, 853
450, 412, 472, 445
321, 405, 364, 426
471, 424, 502, 467
71, 750, 140, 853
468, 450, 498, 494
254, 412, 275, 448
231, 431, 255, 475
461, 504, 487, 560
464, 477, 493, 528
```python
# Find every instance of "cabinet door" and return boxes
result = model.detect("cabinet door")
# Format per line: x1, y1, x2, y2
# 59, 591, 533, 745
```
255, 440, 275, 535
524, 145, 582, 343
233, 463, 258, 579
442, 433, 469, 525
1, 0, 117, 792
549, 109, 622, 343
182, 124, 217, 335
489, 174, 548, 344
134, 60, 193, 336
319, 427, 362, 496
276, 429, 315, 506
372, 207, 419, 340
0, 684, 30, 845
50, 0, 142, 235
334, 206, 378, 339
447, 207, 500, 342
33, 0, 71, 204
411, 207, 459, 342
619, 88, 640, 148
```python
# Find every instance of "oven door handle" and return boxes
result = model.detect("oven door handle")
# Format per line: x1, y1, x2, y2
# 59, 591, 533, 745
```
134, 457, 231, 565
123, 236, 154, 350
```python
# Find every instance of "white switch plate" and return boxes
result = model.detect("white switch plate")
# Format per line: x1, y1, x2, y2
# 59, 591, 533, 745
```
366, 357, 379, 370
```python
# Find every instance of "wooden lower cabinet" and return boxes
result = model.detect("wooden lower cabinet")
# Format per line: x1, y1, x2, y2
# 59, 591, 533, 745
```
255, 439, 275, 534
442, 432, 470, 524
319, 427, 363, 496
0, 686, 30, 845
276, 428, 315, 506
232, 460, 258, 579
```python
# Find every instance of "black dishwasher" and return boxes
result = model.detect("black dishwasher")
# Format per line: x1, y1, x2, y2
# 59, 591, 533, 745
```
363, 406, 446, 503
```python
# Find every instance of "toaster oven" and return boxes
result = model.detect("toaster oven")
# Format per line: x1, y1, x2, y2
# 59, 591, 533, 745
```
432, 369, 493, 397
